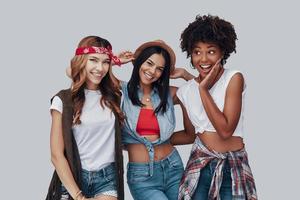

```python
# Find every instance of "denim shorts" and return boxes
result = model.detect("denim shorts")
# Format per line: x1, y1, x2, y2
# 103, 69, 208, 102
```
61, 163, 117, 199
192, 159, 232, 200
127, 148, 184, 200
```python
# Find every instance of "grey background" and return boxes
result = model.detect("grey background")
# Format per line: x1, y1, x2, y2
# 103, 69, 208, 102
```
0, 0, 299, 199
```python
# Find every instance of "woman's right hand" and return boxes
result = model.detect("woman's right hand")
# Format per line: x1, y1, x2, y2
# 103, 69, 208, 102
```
199, 58, 222, 89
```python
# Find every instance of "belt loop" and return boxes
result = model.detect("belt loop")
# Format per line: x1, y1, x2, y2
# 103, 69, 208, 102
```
102, 166, 106, 178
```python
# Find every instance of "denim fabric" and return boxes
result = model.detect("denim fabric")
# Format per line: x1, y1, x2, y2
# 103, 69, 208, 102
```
127, 149, 184, 200
192, 159, 232, 200
61, 163, 117, 199
120, 81, 176, 176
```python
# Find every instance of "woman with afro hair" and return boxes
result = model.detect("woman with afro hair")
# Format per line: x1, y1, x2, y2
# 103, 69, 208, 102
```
176, 15, 257, 200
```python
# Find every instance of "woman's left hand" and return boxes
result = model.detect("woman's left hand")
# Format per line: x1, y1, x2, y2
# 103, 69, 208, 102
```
117, 51, 134, 64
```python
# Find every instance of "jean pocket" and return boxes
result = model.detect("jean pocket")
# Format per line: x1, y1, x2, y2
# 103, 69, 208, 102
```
104, 169, 116, 182
170, 160, 184, 170
127, 165, 151, 183
169, 154, 184, 170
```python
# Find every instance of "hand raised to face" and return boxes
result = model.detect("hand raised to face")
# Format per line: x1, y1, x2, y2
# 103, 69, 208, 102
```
198, 58, 223, 90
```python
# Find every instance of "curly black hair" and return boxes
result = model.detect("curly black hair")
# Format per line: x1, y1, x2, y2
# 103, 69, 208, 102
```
180, 15, 237, 64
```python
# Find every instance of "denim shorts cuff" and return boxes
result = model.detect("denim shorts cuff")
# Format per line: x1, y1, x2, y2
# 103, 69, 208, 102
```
95, 190, 118, 198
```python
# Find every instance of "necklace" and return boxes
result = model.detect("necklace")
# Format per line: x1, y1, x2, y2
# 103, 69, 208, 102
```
145, 97, 151, 102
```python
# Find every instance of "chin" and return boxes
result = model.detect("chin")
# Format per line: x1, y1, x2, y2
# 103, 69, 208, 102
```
91, 80, 101, 86
140, 78, 153, 86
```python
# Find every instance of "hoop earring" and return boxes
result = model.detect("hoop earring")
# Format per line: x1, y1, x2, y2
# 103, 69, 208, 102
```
221, 58, 225, 66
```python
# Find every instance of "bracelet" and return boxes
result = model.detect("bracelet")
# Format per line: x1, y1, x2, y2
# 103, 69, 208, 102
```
74, 190, 82, 200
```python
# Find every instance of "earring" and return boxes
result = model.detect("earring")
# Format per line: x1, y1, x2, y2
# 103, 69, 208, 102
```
221, 58, 225, 66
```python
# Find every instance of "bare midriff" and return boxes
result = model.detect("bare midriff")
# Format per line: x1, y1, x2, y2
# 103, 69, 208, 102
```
127, 135, 174, 162
198, 131, 244, 153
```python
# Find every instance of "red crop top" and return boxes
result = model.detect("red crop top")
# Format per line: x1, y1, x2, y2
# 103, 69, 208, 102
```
136, 108, 160, 136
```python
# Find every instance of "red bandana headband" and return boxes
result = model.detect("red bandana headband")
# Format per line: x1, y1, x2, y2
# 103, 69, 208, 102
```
75, 46, 121, 66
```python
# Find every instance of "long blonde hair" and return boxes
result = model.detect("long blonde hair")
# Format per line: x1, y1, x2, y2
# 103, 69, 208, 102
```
71, 36, 124, 124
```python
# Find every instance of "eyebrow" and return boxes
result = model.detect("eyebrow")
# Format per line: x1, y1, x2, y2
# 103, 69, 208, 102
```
207, 45, 217, 48
147, 58, 154, 64
148, 58, 165, 68
89, 56, 111, 62
89, 56, 99, 60
194, 45, 217, 49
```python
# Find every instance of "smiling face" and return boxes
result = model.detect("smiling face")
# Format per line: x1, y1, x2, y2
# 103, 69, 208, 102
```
85, 53, 111, 90
138, 53, 166, 88
191, 41, 223, 78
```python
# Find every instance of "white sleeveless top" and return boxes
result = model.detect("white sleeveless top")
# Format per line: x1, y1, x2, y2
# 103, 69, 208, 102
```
50, 89, 115, 171
177, 68, 246, 138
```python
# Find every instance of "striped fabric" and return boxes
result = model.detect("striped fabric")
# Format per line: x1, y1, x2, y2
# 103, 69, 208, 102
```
178, 137, 257, 200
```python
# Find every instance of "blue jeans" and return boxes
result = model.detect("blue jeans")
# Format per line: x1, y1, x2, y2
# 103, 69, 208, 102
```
61, 163, 117, 199
192, 159, 232, 200
127, 148, 184, 200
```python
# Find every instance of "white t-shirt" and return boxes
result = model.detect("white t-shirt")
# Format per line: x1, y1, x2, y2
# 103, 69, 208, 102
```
50, 89, 115, 171
177, 68, 246, 138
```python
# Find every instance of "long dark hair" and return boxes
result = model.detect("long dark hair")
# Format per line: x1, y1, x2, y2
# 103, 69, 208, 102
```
127, 46, 171, 114
71, 36, 124, 124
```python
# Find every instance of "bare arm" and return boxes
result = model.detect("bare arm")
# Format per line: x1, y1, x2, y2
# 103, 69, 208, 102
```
170, 86, 179, 105
199, 73, 244, 140
170, 68, 195, 81
170, 97, 196, 145
170, 87, 195, 145
50, 110, 85, 200
110, 51, 134, 88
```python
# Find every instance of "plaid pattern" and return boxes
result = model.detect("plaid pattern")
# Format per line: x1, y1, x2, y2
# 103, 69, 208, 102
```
178, 137, 257, 200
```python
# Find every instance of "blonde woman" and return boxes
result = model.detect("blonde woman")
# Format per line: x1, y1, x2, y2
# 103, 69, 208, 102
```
46, 36, 124, 200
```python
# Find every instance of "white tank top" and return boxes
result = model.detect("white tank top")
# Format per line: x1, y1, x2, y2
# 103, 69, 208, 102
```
177, 68, 246, 138
50, 89, 115, 171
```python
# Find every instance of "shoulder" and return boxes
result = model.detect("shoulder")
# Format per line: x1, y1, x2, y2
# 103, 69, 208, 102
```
58, 88, 72, 97
52, 88, 71, 98
225, 69, 245, 92
51, 88, 72, 105
224, 68, 244, 80
120, 81, 128, 91
177, 79, 196, 95
50, 89, 70, 115
176, 79, 196, 105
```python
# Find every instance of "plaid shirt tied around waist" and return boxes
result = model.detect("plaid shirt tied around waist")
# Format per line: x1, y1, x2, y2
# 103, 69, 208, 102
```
178, 137, 257, 200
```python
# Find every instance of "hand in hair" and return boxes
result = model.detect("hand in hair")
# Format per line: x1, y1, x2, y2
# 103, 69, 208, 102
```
116, 50, 134, 65
170, 68, 195, 81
